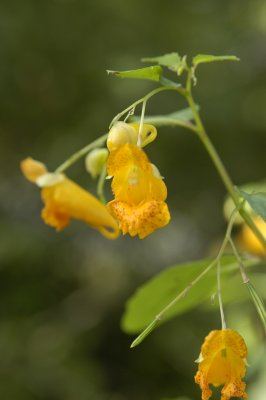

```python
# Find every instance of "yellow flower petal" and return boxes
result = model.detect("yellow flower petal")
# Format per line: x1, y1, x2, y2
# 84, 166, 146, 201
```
195, 330, 248, 400
20, 157, 47, 183
111, 165, 167, 205
41, 178, 119, 239
21, 157, 119, 239
107, 143, 150, 176
239, 216, 266, 256
107, 199, 170, 239
107, 144, 167, 202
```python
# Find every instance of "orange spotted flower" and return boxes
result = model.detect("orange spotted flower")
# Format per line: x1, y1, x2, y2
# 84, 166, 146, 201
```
106, 123, 170, 238
20, 157, 119, 239
195, 329, 248, 400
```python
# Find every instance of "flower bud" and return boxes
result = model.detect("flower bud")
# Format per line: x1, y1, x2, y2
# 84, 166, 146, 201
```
85, 148, 108, 179
107, 122, 137, 151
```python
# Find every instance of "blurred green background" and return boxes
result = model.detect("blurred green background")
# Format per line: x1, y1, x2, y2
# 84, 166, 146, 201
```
1, 0, 266, 399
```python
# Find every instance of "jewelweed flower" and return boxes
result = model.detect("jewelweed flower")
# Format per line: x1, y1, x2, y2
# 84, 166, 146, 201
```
239, 215, 266, 256
106, 142, 170, 238
20, 157, 119, 239
195, 329, 248, 400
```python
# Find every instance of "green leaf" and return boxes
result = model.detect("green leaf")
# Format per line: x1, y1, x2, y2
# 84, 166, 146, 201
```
107, 66, 162, 82
130, 107, 196, 128
121, 256, 250, 335
142, 52, 181, 68
142, 52, 187, 75
240, 191, 266, 222
239, 180, 266, 193
223, 180, 266, 224
192, 54, 240, 67
159, 77, 182, 87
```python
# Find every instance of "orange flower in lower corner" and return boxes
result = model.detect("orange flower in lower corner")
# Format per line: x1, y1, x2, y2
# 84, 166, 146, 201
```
195, 330, 248, 400
20, 157, 119, 239
106, 143, 170, 238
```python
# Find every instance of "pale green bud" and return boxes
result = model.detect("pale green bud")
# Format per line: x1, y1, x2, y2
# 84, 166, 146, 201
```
85, 148, 108, 179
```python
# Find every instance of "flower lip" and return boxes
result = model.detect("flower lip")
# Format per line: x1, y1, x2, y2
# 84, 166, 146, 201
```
107, 199, 170, 239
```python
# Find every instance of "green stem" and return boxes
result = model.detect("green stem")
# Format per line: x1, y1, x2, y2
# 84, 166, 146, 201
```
217, 259, 227, 330
185, 87, 266, 250
229, 237, 266, 333
55, 134, 108, 173
134, 115, 197, 131
55, 84, 186, 174
97, 166, 107, 204
186, 92, 237, 201
137, 99, 147, 147
156, 204, 237, 320
131, 205, 239, 348
110, 85, 185, 128
229, 238, 249, 283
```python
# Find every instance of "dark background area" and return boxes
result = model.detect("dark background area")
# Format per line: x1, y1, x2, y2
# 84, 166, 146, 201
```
0, 0, 266, 399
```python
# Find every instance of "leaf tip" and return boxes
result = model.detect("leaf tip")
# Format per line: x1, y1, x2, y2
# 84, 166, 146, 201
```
130, 340, 138, 349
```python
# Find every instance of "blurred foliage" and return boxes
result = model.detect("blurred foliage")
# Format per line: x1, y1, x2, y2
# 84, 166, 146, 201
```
122, 257, 266, 335
1, 0, 266, 399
